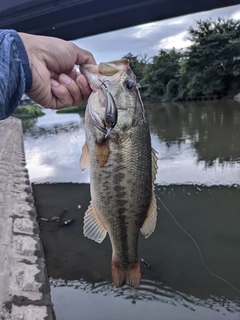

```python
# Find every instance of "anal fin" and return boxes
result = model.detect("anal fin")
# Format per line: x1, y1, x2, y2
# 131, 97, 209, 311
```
140, 147, 158, 238
83, 201, 107, 243
140, 193, 157, 238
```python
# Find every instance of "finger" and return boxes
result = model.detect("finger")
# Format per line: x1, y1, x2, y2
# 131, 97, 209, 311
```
50, 70, 59, 81
50, 79, 74, 109
76, 74, 92, 103
58, 73, 89, 105
72, 44, 96, 65
67, 68, 78, 81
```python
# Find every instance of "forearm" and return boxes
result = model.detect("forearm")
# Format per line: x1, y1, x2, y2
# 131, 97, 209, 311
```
0, 30, 32, 120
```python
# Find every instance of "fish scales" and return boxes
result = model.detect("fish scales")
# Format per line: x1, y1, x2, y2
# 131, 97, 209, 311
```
80, 60, 158, 288
86, 119, 152, 266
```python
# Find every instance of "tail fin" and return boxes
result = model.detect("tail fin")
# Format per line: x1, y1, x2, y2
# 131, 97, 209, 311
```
111, 261, 141, 288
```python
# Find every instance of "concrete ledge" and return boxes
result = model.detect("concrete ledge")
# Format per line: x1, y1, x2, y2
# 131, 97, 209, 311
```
0, 117, 55, 320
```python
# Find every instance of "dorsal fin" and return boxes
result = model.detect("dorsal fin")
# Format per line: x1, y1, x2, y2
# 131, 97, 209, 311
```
151, 148, 158, 182
140, 148, 158, 238
83, 202, 107, 243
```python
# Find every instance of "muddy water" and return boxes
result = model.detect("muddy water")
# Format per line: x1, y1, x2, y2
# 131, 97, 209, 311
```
23, 100, 240, 320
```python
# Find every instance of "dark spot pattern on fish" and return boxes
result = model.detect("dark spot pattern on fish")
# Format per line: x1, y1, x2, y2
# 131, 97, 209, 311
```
82, 59, 155, 287
116, 199, 128, 208
117, 212, 130, 265
114, 172, 125, 183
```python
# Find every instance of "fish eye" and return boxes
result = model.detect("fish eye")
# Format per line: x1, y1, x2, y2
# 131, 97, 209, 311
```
124, 80, 134, 90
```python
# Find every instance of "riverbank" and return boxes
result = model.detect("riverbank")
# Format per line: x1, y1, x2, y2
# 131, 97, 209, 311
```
56, 105, 86, 114
13, 104, 44, 118
141, 93, 238, 103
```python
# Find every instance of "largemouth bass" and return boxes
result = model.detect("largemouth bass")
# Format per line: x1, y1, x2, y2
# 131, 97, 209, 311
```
80, 60, 158, 288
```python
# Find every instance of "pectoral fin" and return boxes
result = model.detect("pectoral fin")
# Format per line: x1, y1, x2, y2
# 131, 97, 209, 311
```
84, 201, 107, 243
140, 148, 158, 238
80, 142, 90, 172
95, 141, 110, 167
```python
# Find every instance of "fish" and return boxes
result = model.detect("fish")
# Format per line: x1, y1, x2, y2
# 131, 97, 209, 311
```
80, 60, 158, 288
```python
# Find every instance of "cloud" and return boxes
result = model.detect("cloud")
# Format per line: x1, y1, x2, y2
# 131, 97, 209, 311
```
156, 31, 191, 50
231, 10, 240, 20
72, 4, 240, 63
132, 22, 164, 39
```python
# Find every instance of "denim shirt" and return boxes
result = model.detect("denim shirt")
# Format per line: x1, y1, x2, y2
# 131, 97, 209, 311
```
0, 30, 32, 120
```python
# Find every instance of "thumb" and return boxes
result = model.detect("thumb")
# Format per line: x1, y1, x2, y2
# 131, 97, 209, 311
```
73, 44, 96, 65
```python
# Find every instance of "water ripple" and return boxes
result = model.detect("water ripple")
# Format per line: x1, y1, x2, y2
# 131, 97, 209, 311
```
49, 278, 240, 313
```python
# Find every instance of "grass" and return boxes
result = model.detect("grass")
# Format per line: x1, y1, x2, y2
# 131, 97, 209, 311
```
13, 104, 44, 118
13, 104, 87, 119
56, 105, 86, 114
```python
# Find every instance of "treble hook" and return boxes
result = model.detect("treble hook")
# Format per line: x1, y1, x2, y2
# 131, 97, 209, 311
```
99, 79, 118, 138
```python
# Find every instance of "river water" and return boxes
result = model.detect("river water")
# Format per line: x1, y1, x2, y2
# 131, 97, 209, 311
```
22, 100, 240, 320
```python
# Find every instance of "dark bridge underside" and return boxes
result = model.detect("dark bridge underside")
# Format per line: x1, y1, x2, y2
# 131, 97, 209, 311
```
0, 0, 239, 40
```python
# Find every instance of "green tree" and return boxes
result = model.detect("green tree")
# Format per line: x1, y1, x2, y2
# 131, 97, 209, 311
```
142, 48, 183, 101
122, 53, 148, 82
178, 18, 240, 99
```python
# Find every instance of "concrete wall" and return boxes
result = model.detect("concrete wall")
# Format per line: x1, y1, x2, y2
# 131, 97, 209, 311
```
0, 117, 55, 320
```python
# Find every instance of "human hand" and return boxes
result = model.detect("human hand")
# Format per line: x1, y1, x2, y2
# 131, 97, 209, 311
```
19, 33, 96, 109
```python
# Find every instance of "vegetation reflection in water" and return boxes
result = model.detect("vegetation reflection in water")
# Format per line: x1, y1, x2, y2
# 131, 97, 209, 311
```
23, 100, 240, 185
146, 100, 240, 166
24, 101, 240, 320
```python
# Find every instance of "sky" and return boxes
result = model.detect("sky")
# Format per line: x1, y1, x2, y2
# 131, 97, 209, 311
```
73, 4, 240, 63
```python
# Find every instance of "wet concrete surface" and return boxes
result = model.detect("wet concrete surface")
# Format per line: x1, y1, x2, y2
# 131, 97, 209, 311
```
33, 183, 240, 320
0, 117, 55, 320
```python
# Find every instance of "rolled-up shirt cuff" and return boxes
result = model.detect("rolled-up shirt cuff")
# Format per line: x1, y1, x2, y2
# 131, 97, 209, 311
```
10, 30, 32, 92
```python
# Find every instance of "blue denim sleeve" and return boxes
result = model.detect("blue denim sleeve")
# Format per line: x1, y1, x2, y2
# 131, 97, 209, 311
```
0, 30, 32, 120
